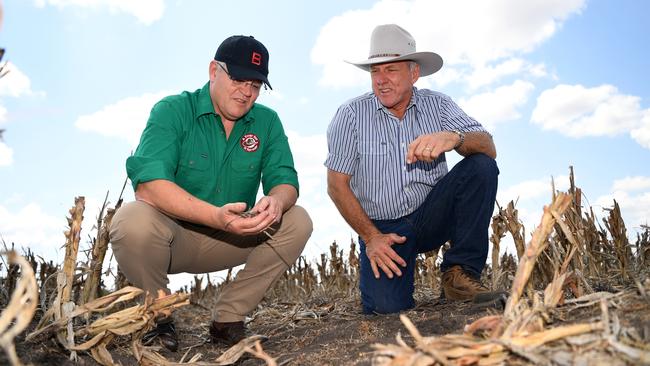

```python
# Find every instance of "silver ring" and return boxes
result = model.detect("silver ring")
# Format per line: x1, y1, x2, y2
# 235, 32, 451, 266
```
424, 147, 432, 151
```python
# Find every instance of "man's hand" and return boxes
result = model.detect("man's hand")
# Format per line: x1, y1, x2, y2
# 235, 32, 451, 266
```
216, 202, 274, 235
251, 195, 283, 224
406, 131, 459, 163
365, 233, 407, 279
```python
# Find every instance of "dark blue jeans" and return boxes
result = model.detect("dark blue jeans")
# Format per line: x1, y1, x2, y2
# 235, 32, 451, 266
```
359, 154, 499, 314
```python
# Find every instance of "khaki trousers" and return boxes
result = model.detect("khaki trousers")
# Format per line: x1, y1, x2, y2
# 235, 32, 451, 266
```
109, 201, 312, 322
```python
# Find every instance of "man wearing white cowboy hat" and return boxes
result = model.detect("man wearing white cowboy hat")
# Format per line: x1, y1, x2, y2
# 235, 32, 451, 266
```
325, 24, 501, 314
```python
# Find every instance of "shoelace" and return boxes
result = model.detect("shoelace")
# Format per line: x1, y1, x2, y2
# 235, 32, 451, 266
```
448, 269, 487, 291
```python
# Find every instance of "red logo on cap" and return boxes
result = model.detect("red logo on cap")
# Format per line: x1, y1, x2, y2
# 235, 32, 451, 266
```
251, 52, 262, 66
240, 133, 260, 152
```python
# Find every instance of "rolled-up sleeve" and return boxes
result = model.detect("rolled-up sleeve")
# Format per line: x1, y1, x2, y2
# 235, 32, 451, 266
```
261, 113, 299, 196
324, 105, 358, 175
126, 100, 182, 191
440, 96, 487, 133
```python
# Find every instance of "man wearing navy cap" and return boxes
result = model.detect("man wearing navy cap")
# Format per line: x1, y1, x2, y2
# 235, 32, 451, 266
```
110, 35, 312, 351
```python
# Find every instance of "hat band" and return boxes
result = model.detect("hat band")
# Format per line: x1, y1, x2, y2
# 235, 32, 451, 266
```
369, 53, 401, 59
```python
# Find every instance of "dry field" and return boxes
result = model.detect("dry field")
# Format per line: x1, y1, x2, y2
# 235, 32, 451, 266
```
1, 168, 649, 365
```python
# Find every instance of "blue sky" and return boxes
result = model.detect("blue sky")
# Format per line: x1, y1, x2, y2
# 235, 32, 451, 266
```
1, 0, 649, 290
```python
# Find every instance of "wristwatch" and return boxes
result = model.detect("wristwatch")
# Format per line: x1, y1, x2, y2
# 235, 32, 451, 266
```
451, 129, 465, 149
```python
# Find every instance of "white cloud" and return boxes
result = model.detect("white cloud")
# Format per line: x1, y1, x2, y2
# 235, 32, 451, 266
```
312, 0, 585, 88
0, 63, 37, 168
596, 189, 650, 231
0, 104, 7, 124
75, 91, 170, 145
498, 174, 650, 242
433, 68, 461, 88
600, 176, 650, 230
0, 141, 12, 166
459, 80, 535, 130
286, 129, 356, 259
531, 84, 648, 141
0, 203, 64, 261
630, 110, 650, 149
497, 174, 570, 205
0, 63, 34, 98
34, 0, 165, 25
465, 58, 526, 90
494, 174, 574, 246
465, 58, 547, 90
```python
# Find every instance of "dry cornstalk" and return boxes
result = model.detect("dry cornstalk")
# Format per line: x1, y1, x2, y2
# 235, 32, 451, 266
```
375, 312, 606, 365
490, 204, 507, 290
131, 335, 274, 366
504, 192, 572, 317
27, 286, 189, 366
82, 195, 122, 305
604, 200, 632, 283
58, 197, 85, 359
62, 196, 85, 304
27, 286, 144, 340
0, 251, 39, 366
504, 201, 526, 260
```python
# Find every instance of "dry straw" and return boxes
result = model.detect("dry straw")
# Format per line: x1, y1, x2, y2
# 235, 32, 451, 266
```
371, 175, 650, 365
3, 167, 649, 365
0, 251, 38, 366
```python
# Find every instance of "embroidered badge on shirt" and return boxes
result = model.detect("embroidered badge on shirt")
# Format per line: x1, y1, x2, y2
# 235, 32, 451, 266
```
240, 133, 260, 152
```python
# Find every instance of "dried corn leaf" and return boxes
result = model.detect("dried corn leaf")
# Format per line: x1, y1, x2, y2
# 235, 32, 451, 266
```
0, 251, 39, 366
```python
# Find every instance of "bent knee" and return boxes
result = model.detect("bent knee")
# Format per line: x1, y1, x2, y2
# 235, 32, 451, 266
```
283, 205, 313, 240
109, 201, 174, 251
465, 153, 499, 177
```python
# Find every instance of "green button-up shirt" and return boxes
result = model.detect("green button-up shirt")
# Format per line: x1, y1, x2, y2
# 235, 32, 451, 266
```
126, 82, 299, 209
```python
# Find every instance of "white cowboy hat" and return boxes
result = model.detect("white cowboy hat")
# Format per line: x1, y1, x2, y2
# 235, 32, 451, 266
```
347, 24, 443, 76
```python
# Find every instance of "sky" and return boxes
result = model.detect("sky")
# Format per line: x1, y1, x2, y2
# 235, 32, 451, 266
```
1, 0, 649, 290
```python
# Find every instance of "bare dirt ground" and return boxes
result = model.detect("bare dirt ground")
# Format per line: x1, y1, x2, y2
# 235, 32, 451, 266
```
5, 285, 650, 365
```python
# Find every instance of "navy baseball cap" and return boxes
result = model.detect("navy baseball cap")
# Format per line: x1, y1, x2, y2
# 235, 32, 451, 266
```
214, 35, 272, 90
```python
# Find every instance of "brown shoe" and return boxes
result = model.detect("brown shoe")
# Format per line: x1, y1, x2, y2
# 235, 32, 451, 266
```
441, 265, 493, 301
209, 321, 249, 346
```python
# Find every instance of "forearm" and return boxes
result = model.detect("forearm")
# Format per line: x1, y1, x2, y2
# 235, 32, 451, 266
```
135, 179, 222, 228
327, 174, 381, 242
267, 184, 298, 213
456, 131, 497, 159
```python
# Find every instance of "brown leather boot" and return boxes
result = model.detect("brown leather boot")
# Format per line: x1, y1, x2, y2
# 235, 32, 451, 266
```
441, 265, 498, 301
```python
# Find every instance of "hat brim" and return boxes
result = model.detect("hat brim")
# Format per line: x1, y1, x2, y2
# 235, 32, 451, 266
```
224, 63, 273, 90
346, 51, 443, 77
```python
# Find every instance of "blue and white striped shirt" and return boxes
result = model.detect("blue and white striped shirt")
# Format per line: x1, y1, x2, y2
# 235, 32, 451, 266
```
325, 87, 487, 220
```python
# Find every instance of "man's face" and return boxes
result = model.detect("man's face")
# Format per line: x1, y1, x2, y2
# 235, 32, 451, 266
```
209, 60, 261, 123
370, 61, 419, 117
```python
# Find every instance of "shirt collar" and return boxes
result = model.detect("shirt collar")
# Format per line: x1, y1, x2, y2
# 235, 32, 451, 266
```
195, 81, 255, 124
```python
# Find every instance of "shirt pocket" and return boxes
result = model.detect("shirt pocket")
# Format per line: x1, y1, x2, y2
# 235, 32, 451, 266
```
231, 160, 261, 177
178, 153, 210, 171
358, 140, 389, 181
176, 152, 211, 194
